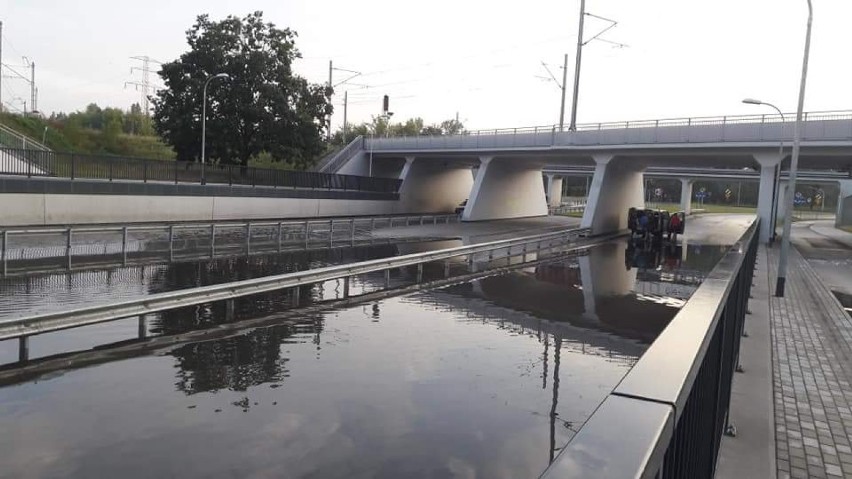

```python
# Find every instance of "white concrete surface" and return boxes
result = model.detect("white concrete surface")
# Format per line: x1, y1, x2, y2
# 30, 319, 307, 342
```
581, 155, 645, 234
546, 175, 564, 207
716, 245, 777, 479
463, 157, 548, 221
397, 157, 473, 214
836, 179, 852, 227
680, 179, 693, 215
0, 193, 402, 226
755, 152, 782, 243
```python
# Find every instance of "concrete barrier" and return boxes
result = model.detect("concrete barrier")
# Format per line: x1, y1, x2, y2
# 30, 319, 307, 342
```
0, 193, 403, 226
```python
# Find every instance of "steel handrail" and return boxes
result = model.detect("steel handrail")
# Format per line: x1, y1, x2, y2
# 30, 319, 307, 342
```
542, 218, 759, 478
0, 124, 51, 151
372, 109, 852, 141
0, 226, 591, 340
0, 213, 459, 236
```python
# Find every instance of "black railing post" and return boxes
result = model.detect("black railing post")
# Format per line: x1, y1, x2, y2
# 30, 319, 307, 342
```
143, 159, 148, 183
174, 161, 178, 184
229, 165, 233, 186
109, 159, 113, 182
252, 167, 256, 187
70, 154, 75, 180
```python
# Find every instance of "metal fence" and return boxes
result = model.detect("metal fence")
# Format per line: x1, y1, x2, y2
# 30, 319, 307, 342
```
0, 147, 401, 193
314, 135, 364, 173
0, 213, 460, 276
0, 124, 50, 152
0, 225, 592, 344
541, 218, 759, 479
363, 110, 852, 152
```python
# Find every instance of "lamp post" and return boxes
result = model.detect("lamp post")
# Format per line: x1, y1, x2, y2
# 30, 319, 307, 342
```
775, 0, 813, 298
742, 98, 785, 244
201, 73, 230, 185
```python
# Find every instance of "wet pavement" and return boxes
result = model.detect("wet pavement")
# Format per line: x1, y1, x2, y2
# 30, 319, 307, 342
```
790, 220, 852, 317
0, 215, 751, 478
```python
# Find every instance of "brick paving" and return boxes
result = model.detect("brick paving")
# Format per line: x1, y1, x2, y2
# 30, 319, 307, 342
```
767, 246, 852, 478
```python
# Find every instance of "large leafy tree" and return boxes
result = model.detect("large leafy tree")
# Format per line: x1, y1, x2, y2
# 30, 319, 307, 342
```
152, 12, 332, 170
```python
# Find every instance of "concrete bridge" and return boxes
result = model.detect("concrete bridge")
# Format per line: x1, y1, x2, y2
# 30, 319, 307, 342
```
322, 110, 852, 241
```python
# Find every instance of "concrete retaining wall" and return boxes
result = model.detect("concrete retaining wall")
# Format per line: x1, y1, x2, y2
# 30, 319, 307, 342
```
0, 193, 403, 226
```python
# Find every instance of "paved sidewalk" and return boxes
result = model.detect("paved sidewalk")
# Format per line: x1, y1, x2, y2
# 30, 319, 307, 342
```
767, 246, 852, 478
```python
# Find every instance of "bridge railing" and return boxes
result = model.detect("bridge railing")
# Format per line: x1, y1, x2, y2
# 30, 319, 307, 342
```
0, 225, 592, 344
364, 110, 852, 151
314, 135, 364, 173
0, 124, 50, 152
0, 147, 402, 194
540, 218, 759, 479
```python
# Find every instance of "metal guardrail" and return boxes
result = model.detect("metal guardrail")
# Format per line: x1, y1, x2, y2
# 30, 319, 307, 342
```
383, 109, 852, 140
541, 218, 759, 479
360, 110, 852, 153
0, 124, 50, 151
0, 225, 591, 343
0, 147, 401, 194
0, 213, 460, 276
314, 135, 364, 173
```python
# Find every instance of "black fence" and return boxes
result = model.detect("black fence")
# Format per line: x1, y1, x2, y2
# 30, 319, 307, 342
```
542, 219, 760, 478
0, 148, 402, 194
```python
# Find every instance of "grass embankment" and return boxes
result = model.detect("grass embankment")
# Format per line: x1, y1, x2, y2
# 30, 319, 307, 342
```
0, 112, 176, 159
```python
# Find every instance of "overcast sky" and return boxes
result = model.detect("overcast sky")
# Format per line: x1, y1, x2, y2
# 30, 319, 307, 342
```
1, 0, 850, 131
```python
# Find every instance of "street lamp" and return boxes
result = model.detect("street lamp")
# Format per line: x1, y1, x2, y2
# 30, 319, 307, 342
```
776, 0, 813, 297
742, 98, 785, 244
201, 73, 230, 185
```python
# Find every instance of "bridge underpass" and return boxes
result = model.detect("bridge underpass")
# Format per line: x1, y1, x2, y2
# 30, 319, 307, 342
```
324, 111, 852, 241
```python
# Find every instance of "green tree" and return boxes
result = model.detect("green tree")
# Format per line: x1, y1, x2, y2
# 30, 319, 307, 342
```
152, 11, 332, 171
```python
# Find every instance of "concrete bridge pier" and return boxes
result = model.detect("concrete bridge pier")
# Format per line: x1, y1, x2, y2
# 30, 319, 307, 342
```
580, 155, 645, 234
545, 174, 564, 207
398, 156, 474, 214
755, 153, 783, 242
680, 179, 694, 215
837, 179, 852, 227
462, 156, 548, 221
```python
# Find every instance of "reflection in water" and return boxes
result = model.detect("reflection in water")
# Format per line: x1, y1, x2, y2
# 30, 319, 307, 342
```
0, 243, 402, 319
0, 236, 734, 478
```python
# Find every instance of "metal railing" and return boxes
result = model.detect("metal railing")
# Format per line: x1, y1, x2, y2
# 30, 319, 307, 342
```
0, 147, 401, 194
541, 218, 759, 479
361, 110, 852, 153
314, 135, 364, 173
0, 225, 591, 343
0, 213, 460, 276
0, 124, 50, 151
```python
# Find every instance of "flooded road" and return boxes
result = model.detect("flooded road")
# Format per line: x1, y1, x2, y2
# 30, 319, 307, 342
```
0, 215, 750, 478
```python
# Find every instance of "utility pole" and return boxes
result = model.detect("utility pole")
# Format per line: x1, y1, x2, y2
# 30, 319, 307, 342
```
327, 60, 333, 141
327, 61, 362, 142
539, 57, 567, 129
559, 53, 568, 131
343, 90, 348, 140
568, 2, 625, 131
568, 0, 586, 131
30, 61, 35, 113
